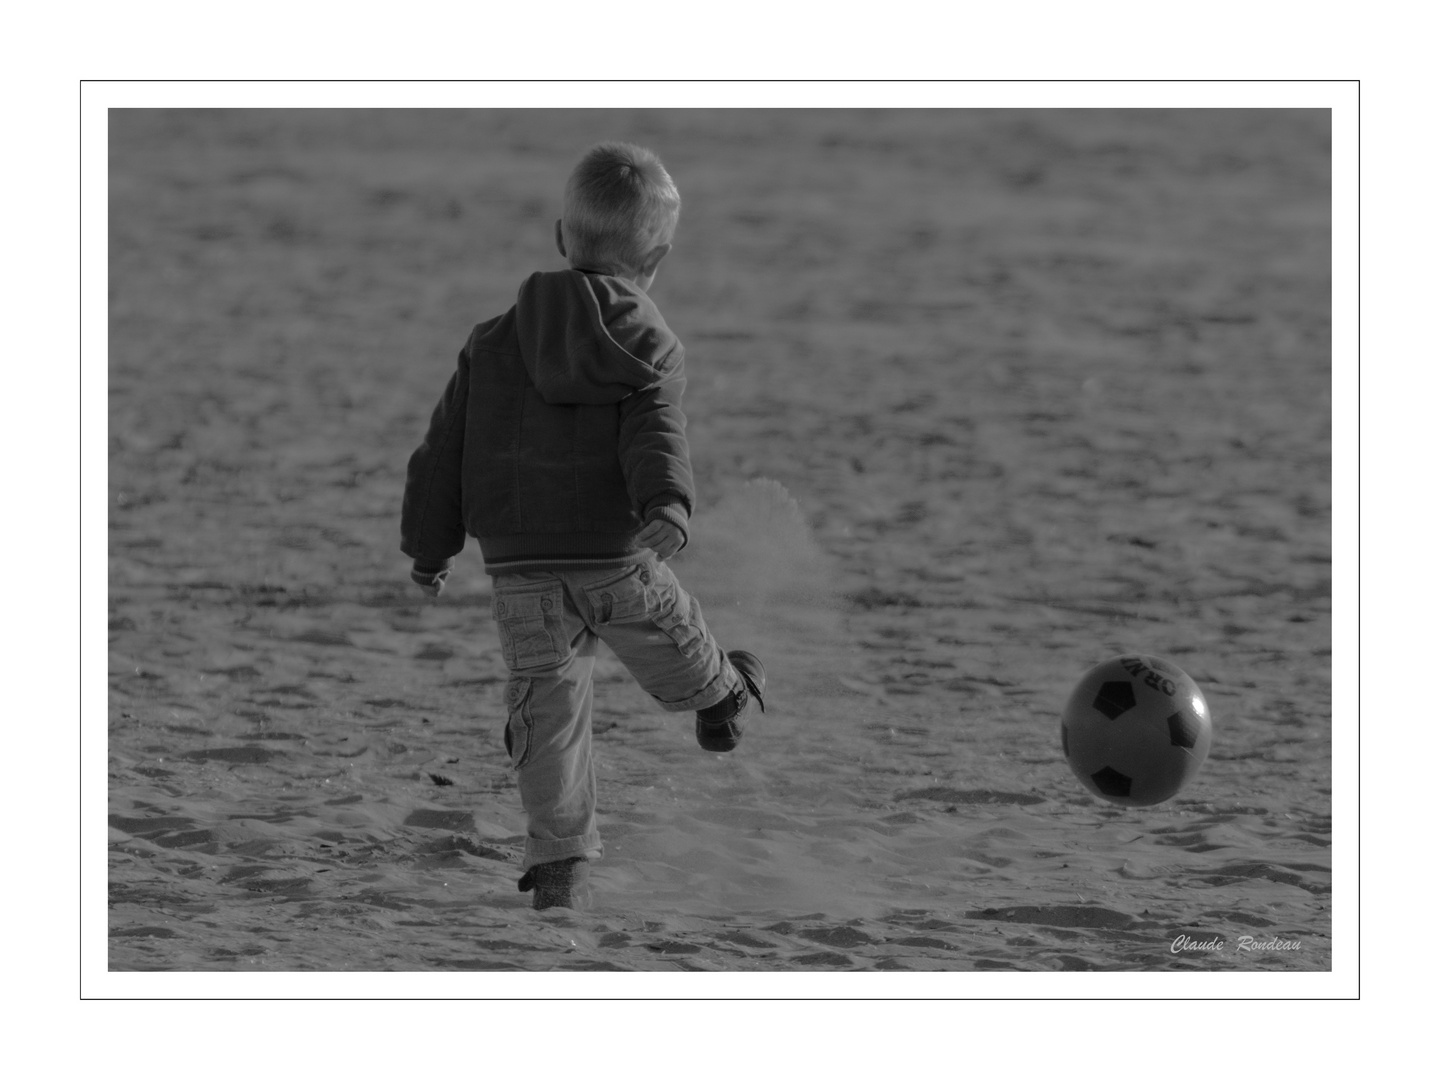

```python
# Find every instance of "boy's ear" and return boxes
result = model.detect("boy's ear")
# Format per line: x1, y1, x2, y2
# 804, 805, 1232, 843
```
554, 219, 567, 258
638, 242, 671, 277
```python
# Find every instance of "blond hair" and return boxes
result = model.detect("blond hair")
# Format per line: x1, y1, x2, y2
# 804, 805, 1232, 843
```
561, 142, 681, 274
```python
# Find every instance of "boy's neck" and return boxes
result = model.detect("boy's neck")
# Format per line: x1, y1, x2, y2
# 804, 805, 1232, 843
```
571, 263, 651, 292
574, 263, 631, 280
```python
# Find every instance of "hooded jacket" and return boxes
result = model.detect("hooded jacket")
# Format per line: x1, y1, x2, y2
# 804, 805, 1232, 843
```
401, 269, 694, 577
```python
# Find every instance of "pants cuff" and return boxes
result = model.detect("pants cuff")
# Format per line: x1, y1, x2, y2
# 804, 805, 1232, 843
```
653, 661, 737, 713
522, 832, 603, 871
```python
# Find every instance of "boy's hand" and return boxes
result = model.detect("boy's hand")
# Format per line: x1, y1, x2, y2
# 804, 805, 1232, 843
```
410, 562, 451, 599
636, 519, 685, 561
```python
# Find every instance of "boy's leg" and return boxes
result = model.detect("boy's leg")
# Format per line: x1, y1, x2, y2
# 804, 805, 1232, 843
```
491, 573, 603, 878
577, 560, 764, 745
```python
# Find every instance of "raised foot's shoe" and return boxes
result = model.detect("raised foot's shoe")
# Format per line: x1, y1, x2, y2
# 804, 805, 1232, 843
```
518, 856, 591, 911
695, 650, 767, 753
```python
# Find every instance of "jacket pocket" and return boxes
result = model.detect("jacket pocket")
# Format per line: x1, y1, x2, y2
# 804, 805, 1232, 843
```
502, 676, 535, 769
493, 582, 565, 670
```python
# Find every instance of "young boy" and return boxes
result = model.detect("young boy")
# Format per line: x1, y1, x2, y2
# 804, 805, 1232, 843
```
400, 142, 765, 911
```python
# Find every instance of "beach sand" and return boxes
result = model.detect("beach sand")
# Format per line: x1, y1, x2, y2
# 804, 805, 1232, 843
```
107, 108, 1331, 973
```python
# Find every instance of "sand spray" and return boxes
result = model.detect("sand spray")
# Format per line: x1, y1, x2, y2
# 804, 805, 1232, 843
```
675, 475, 850, 706
597, 478, 903, 919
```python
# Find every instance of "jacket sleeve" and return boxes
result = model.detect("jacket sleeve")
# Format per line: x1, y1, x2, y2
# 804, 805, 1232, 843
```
617, 369, 695, 539
400, 350, 470, 566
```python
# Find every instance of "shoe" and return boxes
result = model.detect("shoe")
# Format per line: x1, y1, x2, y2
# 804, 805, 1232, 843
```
695, 650, 766, 753
518, 856, 591, 910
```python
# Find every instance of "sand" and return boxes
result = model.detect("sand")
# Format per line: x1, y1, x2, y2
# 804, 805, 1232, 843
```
107, 108, 1332, 974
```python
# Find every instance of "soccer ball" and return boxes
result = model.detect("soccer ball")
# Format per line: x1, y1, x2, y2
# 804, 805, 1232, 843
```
1060, 654, 1213, 807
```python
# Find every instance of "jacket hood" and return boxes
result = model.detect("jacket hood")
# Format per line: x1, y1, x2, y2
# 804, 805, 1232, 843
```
514, 270, 684, 405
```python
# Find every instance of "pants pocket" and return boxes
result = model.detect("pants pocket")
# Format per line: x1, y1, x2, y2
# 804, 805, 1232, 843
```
583, 564, 656, 626
654, 585, 704, 658
502, 676, 535, 769
493, 582, 565, 670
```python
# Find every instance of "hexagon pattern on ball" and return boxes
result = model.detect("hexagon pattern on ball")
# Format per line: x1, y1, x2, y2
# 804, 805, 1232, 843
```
1060, 654, 1213, 807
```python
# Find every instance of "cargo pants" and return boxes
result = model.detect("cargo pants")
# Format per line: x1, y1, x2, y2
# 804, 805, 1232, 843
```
491, 557, 739, 870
